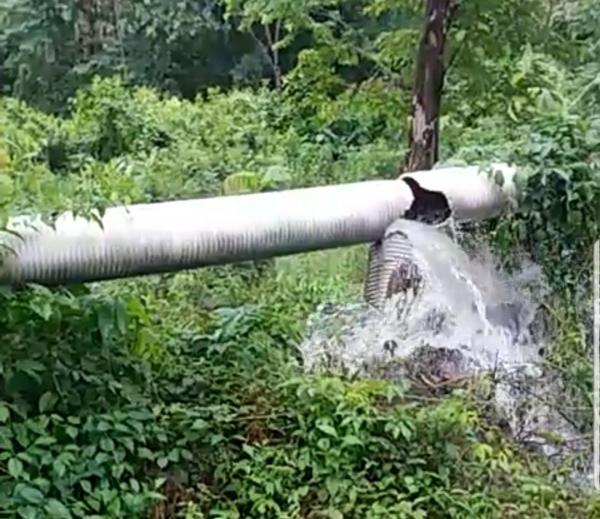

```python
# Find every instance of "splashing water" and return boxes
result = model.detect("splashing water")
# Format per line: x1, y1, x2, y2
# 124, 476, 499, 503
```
299, 219, 592, 486
301, 219, 545, 376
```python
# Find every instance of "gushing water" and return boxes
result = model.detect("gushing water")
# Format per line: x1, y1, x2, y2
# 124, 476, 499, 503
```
301, 219, 544, 376
299, 219, 591, 485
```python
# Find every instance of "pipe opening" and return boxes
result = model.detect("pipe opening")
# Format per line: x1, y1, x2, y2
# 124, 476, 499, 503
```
400, 176, 451, 225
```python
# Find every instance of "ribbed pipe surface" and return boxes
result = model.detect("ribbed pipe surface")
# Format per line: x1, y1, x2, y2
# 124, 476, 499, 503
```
0, 179, 414, 285
0, 164, 517, 286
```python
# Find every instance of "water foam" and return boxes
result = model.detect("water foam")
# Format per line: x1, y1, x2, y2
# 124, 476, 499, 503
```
301, 220, 544, 375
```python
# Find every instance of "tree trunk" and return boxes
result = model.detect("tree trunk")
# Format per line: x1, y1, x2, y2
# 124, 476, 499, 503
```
249, 22, 282, 90
77, 0, 118, 58
404, 0, 459, 172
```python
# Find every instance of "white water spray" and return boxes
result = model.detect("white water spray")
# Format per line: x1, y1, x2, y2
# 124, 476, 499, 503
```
299, 219, 591, 485
301, 220, 543, 376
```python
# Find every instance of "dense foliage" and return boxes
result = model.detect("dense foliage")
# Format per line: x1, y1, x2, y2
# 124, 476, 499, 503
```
1, 0, 600, 517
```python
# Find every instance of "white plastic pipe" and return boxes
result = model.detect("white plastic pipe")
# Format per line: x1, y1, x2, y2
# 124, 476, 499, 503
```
0, 164, 517, 286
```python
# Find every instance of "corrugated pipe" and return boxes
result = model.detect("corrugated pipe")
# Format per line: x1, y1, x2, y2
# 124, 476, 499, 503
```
0, 164, 517, 286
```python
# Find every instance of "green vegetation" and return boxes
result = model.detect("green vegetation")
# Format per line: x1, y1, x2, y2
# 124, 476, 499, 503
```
1, 0, 600, 517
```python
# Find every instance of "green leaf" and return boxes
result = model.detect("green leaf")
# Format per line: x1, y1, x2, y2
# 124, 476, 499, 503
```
0, 174, 14, 205
39, 391, 58, 413
65, 426, 78, 439
0, 402, 10, 423
44, 498, 72, 518
8, 457, 24, 478
111, 464, 125, 479
262, 165, 291, 186
191, 418, 209, 431
53, 459, 66, 478
33, 436, 57, 446
181, 449, 193, 461
100, 437, 115, 452
138, 447, 154, 460
17, 506, 38, 519
80, 480, 92, 494
28, 298, 53, 321
15, 359, 46, 375
15, 483, 44, 504
317, 423, 337, 437
129, 478, 140, 493
341, 435, 362, 446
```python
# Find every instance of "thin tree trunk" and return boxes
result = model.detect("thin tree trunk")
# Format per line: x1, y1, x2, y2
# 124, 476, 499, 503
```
77, 0, 118, 58
404, 0, 459, 172
264, 20, 282, 89
250, 22, 282, 90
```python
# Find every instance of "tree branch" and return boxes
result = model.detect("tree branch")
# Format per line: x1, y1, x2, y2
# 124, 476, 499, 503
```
249, 24, 282, 89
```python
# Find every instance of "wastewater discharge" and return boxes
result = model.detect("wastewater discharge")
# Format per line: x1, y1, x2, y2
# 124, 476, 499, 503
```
299, 219, 592, 488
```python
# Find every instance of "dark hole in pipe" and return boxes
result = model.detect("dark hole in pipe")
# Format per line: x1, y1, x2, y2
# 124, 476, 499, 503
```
401, 176, 451, 225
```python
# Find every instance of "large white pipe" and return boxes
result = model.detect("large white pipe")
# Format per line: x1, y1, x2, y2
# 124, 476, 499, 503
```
0, 164, 517, 286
